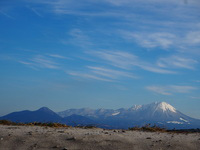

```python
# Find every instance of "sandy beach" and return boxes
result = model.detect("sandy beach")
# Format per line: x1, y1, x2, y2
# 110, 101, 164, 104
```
0, 125, 200, 150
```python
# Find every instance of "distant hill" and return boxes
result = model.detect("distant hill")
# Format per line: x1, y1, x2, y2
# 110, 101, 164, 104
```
0, 107, 63, 123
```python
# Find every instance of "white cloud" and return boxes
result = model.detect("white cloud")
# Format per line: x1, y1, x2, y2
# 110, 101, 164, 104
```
185, 31, 200, 45
47, 54, 69, 59
137, 63, 176, 74
67, 72, 113, 82
18, 55, 60, 69
191, 96, 200, 99
104, 0, 195, 5
87, 66, 138, 79
157, 55, 198, 70
125, 32, 176, 49
67, 65, 138, 82
146, 85, 197, 95
62, 29, 92, 48
30, 55, 59, 69
88, 50, 138, 69
120, 29, 200, 60
88, 50, 176, 74
18, 61, 33, 65
146, 86, 172, 95
170, 85, 197, 93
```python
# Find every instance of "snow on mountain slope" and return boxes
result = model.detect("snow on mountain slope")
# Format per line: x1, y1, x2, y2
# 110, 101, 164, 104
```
112, 112, 120, 116
154, 102, 176, 113
57, 102, 180, 119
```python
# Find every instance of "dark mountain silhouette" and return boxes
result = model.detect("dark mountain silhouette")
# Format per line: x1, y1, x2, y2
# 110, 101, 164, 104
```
0, 107, 62, 123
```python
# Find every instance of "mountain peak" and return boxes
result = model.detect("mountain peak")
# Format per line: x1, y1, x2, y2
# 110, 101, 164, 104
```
38, 107, 52, 112
130, 105, 142, 110
155, 102, 176, 113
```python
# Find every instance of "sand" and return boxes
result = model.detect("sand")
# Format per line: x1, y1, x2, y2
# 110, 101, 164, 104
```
0, 125, 200, 150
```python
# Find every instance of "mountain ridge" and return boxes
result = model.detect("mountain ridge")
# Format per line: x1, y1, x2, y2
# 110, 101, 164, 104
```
1, 101, 200, 129
57, 101, 200, 129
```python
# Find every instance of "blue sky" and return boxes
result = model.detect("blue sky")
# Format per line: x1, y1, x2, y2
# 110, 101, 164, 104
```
0, 0, 200, 118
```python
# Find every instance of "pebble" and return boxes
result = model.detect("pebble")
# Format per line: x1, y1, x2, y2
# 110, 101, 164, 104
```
52, 145, 59, 148
0, 138, 3, 141
167, 144, 171, 147
33, 144, 37, 147
66, 137, 76, 141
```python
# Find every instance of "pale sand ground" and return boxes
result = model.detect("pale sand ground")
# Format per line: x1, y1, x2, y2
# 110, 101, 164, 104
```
0, 125, 200, 150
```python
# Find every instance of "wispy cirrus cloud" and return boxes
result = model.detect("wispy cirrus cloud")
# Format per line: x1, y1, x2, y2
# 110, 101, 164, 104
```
67, 71, 113, 82
31, 55, 59, 69
62, 29, 92, 48
190, 96, 200, 100
0, 10, 14, 19
30, 8, 43, 17
18, 61, 32, 65
146, 85, 197, 95
157, 55, 198, 70
122, 32, 176, 49
88, 50, 138, 70
146, 86, 172, 95
66, 66, 137, 82
18, 55, 60, 69
105, 0, 199, 6
88, 50, 176, 74
137, 63, 176, 74
47, 54, 69, 59
193, 80, 200, 83
120, 30, 200, 54
185, 31, 200, 45
87, 66, 138, 79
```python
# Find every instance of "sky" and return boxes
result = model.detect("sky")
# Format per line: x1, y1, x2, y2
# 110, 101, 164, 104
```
0, 0, 200, 118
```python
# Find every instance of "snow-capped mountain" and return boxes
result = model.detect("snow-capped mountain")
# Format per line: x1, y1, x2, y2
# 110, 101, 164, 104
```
58, 102, 200, 129
57, 102, 179, 120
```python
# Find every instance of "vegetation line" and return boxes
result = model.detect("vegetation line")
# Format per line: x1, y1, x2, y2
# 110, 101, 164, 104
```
0, 120, 200, 133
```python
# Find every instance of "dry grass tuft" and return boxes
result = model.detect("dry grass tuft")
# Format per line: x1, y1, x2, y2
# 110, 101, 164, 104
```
129, 124, 167, 132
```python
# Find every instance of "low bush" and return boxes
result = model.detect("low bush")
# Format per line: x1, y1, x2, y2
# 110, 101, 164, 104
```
129, 124, 167, 132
